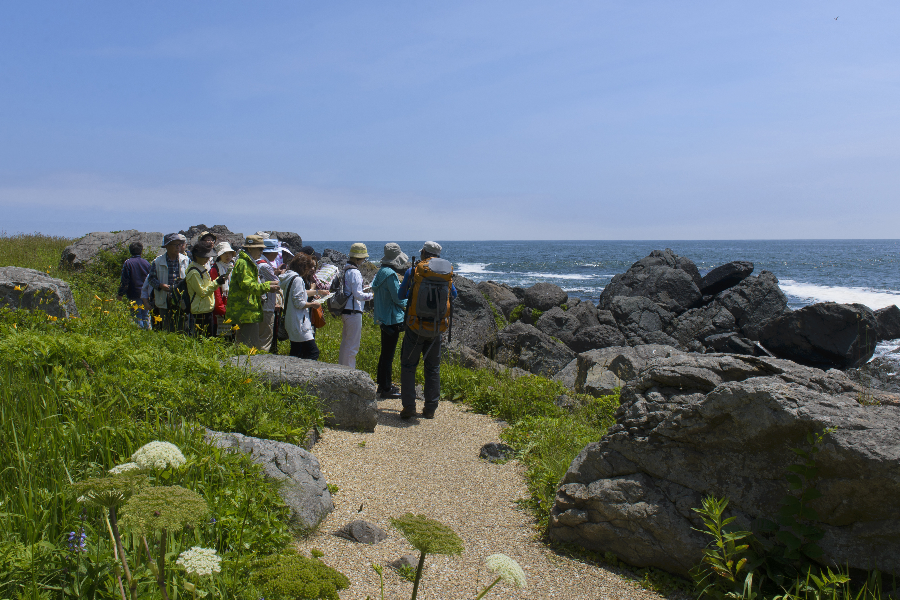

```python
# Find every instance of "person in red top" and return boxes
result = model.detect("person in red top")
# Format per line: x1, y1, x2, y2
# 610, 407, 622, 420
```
209, 242, 236, 336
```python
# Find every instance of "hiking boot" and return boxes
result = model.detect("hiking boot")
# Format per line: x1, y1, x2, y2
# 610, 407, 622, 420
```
399, 407, 416, 420
421, 407, 437, 419
379, 385, 401, 399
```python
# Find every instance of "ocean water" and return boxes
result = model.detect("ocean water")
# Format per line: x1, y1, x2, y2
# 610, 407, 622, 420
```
309, 239, 900, 358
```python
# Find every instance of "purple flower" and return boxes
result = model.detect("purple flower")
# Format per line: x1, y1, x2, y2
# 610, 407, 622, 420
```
67, 529, 87, 553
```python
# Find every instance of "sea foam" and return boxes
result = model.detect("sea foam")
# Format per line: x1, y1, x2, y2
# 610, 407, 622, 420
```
779, 280, 900, 310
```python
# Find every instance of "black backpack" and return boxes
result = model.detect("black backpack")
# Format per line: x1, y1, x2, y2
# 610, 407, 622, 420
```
326, 264, 358, 317
169, 266, 201, 313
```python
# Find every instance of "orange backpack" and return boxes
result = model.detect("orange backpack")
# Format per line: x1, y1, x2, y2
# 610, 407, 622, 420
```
406, 257, 453, 338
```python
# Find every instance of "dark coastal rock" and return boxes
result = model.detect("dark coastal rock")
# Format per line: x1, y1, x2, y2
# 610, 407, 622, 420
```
715, 270, 789, 340
699, 261, 754, 296
524, 282, 568, 312
574, 345, 683, 397
510, 286, 526, 300
846, 355, 900, 397
567, 301, 600, 327
759, 302, 877, 369
230, 355, 377, 431
875, 305, 900, 341
535, 307, 581, 347
570, 325, 628, 353
596, 309, 618, 328
479, 442, 515, 463
534, 305, 628, 353
496, 322, 576, 377
598, 249, 702, 315
552, 359, 579, 389
335, 520, 388, 544
476, 281, 520, 319
60, 230, 164, 270
270, 231, 303, 254
442, 341, 529, 379
608, 296, 679, 347
204, 430, 333, 530
667, 305, 737, 352
0, 267, 80, 319
549, 353, 900, 577
447, 276, 500, 358
180, 224, 244, 252
703, 332, 760, 356
321, 248, 349, 268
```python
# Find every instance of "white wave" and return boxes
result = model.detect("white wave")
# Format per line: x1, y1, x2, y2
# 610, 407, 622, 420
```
779, 280, 900, 310
872, 339, 900, 363
523, 272, 598, 281
454, 263, 502, 275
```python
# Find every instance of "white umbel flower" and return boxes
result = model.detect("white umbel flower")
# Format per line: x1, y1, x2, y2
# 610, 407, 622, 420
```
109, 462, 141, 475
176, 547, 221, 577
131, 441, 186, 470
484, 554, 527, 588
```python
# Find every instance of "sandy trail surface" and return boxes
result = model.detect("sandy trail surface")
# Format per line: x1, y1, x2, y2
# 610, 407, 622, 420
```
297, 397, 673, 600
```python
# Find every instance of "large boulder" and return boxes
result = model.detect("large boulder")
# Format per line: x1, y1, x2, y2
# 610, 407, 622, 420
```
574, 345, 683, 397
205, 430, 333, 530
699, 261, 754, 296
608, 296, 679, 347
549, 353, 900, 577
535, 306, 627, 353
552, 359, 579, 389
875, 305, 900, 341
60, 230, 163, 270
320, 249, 377, 284
270, 231, 303, 255
230, 355, 378, 431
448, 276, 500, 358
476, 281, 520, 319
524, 282, 568, 312
180, 225, 245, 252
759, 302, 877, 369
496, 322, 576, 377
715, 270, 789, 340
666, 304, 737, 352
0, 267, 79, 319
535, 307, 582, 347
570, 325, 628, 353
598, 249, 702, 315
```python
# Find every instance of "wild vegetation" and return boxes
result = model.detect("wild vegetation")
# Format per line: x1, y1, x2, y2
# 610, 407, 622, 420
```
1, 233, 893, 599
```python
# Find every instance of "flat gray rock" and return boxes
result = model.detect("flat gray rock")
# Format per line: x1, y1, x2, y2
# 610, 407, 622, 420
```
549, 352, 900, 577
335, 520, 388, 544
0, 267, 79, 319
231, 355, 378, 431
204, 429, 333, 531
574, 345, 683, 397
60, 230, 163, 270
497, 321, 576, 377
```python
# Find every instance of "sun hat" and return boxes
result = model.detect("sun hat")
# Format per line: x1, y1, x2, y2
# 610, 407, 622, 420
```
380, 243, 409, 270
262, 239, 280, 254
198, 230, 217, 242
191, 245, 216, 259
243, 235, 266, 249
163, 233, 187, 247
420, 241, 442, 257
280, 245, 294, 258
349, 243, 369, 259
214, 241, 234, 257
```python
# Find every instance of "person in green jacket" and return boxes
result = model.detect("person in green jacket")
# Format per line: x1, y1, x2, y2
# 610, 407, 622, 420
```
372, 243, 409, 398
225, 235, 280, 350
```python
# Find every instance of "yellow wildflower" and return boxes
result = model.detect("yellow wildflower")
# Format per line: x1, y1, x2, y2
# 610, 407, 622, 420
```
242, 378, 252, 384
94, 295, 101, 301
154, 315, 162, 323
248, 348, 257, 355
224, 318, 232, 324
13, 285, 22, 291
103, 311, 109, 315
232, 324, 240, 331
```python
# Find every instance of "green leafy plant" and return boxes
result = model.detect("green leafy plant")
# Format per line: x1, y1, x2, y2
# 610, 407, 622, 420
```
390, 513, 464, 600
249, 551, 349, 600
690, 496, 759, 599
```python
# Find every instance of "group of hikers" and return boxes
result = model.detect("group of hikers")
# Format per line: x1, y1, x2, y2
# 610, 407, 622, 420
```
117, 231, 457, 419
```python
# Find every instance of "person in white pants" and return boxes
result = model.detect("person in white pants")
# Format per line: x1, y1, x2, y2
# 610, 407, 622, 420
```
338, 243, 374, 368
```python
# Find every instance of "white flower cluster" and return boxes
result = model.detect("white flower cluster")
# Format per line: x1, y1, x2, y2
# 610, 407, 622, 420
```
108, 462, 141, 475
131, 441, 186, 470
484, 553, 527, 588
176, 546, 222, 577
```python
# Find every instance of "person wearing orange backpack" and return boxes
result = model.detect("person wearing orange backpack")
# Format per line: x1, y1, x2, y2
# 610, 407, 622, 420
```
397, 241, 457, 420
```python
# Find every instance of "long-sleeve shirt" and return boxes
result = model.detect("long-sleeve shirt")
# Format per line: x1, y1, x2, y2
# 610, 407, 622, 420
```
372, 266, 407, 325
257, 258, 278, 312
118, 256, 151, 301
343, 266, 373, 312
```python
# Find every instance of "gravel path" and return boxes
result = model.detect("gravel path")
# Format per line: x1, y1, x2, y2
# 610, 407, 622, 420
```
297, 398, 675, 600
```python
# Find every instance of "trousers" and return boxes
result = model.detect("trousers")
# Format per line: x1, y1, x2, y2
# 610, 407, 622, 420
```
377, 323, 403, 392
399, 328, 441, 412
339, 312, 363, 368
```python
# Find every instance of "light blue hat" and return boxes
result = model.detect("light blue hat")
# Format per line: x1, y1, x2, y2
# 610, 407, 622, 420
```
263, 239, 280, 253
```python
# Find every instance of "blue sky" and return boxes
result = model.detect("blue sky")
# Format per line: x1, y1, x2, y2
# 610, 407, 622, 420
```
1, 1, 898, 240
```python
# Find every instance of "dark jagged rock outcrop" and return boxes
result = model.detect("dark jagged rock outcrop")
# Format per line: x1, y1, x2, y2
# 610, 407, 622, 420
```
666, 304, 736, 353
714, 270, 789, 340
476, 281, 520, 319
549, 353, 900, 577
496, 322, 576, 377
574, 345, 683, 397
0, 267, 80, 319
205, 430, 333, 530
270, 231, 303, 254
180, 224, 244, 251
875, 305, 900, 341
524, 282, 568, 312
699, 261, 754, 296
608, 296, 679, 347
60, 230, 163, 270
759, 302, 877, 369
598, 249, 702, 315
447, 276, 500, 358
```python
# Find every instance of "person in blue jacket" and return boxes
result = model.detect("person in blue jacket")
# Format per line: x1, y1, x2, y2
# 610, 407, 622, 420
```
372, 243, 409, 398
